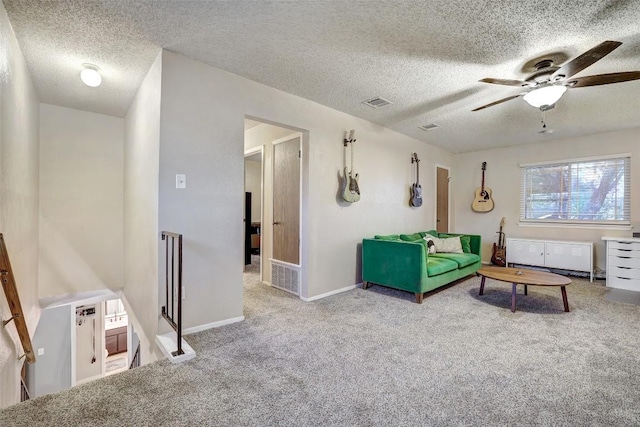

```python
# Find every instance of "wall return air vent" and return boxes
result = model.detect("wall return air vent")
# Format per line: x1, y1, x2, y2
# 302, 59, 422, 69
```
362, 97, 393, 108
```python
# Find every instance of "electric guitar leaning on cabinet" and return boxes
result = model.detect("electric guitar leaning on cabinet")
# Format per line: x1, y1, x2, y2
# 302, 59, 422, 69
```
471, 161, 494, 212
491, 217, 506, 267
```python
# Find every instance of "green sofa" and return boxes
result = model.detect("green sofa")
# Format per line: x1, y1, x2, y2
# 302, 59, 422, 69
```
361, 231, 481, 303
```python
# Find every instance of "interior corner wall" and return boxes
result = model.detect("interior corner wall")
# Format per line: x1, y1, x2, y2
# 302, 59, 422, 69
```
159, 50, 454, 330
123, 50, 162, 363
0, 2, 41, 409
38, 104, 124, 299
453, 127, 640, 271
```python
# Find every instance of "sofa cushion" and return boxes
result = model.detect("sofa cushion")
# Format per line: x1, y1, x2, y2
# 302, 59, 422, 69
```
419, 230, 438, 238
439, 234, 471, 253
423, 233, 463, 253
426, 257, 459, 277
399, 233, 423, 242
431, 252, 480, 269
374, 234, 400, 241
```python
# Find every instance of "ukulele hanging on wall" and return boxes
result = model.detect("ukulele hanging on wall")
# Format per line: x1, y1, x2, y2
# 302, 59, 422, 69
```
342, 130, 360, 203
471, 161, 494, 212
409, 153, 423, 207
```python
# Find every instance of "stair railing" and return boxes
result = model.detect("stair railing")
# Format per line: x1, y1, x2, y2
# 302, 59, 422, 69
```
0, 233, 36, 364
160, 231, 184, 356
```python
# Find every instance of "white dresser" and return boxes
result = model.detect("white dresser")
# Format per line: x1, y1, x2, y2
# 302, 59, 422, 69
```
602, 237, 640, 291
506, 238, 594, 282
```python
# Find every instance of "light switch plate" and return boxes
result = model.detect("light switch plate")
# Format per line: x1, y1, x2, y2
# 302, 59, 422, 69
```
176, 174, 186, 189
38, 348, 45, 356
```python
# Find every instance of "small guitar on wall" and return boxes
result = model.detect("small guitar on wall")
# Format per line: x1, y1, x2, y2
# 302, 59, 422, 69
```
342, 130, 360, 203
471, 161, 494, 212
409, 153, 423, 207
491, 217, 506, 267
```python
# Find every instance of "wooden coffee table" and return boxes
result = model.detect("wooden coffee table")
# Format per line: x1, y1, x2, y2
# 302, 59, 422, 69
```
477, 266, 572, 313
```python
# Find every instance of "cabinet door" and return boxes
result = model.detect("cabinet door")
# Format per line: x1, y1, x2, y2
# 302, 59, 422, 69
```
545, 242, 591, 271
507, 239, 545, 266
106, 336, 118, 355
117, 332, 128, 353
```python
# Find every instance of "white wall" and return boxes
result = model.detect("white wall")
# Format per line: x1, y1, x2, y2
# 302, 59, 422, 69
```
39, 104, 124, 298
454, 127, 640, 272
75, 303, 104, 384
244, 160, 261, 223
0, 2, 41, 408
158, 50, 454, 330
123, 51, 162, 363
26, 305, 72, 398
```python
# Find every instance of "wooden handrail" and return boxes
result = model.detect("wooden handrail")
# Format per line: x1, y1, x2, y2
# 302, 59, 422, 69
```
0, 233, 36, 363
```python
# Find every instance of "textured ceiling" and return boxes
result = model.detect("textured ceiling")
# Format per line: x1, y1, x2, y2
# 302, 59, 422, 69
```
4, 0, 640, 153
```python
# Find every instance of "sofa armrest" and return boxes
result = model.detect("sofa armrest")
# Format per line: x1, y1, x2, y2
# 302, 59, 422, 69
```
362, 239, 427, 291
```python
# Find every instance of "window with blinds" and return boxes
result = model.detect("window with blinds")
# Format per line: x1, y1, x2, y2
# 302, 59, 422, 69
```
520, 155, 630, 225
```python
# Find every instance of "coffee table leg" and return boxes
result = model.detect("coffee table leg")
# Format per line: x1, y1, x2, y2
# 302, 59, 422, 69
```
511, 283, 517, 313
561, 286, 570, 312
479, 276, 486, 295
524, 285, 528, 296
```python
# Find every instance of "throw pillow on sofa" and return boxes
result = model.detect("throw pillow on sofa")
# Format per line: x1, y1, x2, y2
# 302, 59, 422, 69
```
424, 234, 463, 254
422, 236, 437, 254
439, 233, 471, 253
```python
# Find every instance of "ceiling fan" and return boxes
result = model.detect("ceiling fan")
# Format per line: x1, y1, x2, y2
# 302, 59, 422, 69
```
472, 40, 640, 112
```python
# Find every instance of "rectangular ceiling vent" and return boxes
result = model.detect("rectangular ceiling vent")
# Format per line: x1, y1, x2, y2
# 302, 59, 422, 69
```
362, 97, 392, 109
419, 123, 441, 131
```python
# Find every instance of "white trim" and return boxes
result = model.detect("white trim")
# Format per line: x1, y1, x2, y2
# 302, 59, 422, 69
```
434, 164, 451, 232
244, 144, 265, 283
155, 332, 196, 364
519, 152, 631, 167
182, 316, 245, 335
300, 284, 356, 302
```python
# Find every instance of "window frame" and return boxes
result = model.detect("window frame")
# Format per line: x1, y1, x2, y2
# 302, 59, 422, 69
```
519, 154, 631, 227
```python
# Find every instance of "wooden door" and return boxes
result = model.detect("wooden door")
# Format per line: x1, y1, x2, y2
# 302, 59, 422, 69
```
272, 136, 300, 265
436, 167, 449, 233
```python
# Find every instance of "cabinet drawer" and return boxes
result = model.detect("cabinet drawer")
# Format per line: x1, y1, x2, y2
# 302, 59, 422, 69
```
608, 255, 640, 268
608, 265, 640, 279
608, 248, 640, 259
609, 241, 640, 252
607, 276, 640, 291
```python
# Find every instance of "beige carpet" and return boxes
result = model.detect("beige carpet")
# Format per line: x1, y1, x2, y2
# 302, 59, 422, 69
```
2, 262, 640, 426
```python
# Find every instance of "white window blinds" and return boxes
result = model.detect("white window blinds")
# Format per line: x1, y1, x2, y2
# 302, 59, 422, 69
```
520, 156, 630, 225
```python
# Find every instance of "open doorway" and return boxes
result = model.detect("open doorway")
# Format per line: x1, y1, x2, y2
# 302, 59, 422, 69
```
104, 299, 128, 376
244, 146, 263, 272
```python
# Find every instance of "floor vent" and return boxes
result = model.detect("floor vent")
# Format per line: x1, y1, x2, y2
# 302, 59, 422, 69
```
270, 260, 300, 296
362, 96, 392, 108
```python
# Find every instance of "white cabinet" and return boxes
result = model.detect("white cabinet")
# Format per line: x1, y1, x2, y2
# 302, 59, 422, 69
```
506, 238, 594, 281
602, 237, 640, 291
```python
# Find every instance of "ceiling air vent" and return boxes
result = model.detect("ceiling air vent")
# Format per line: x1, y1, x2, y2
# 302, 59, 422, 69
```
362, 97, 392, 109
419, 123, 441, 131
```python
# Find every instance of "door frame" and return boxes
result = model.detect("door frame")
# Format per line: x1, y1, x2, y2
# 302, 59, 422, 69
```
434, 164, 451, 232
270, 133, 303, 268
244, 145, 265, 283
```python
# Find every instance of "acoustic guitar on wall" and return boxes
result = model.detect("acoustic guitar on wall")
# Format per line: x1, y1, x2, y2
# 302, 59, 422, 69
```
471, 161, 494, 212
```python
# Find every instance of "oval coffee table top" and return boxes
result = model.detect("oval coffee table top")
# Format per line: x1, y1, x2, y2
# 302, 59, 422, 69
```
478, 266, 571, 286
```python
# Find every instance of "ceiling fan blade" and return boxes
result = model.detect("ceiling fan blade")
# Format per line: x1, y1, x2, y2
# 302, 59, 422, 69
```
566, 71, 640, 88
472, 94, 523, 111
551, 40, 622, 80
479, 78, 526, 87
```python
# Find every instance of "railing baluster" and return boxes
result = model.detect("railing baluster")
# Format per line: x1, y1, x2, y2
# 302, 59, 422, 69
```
160, 231, 184, 356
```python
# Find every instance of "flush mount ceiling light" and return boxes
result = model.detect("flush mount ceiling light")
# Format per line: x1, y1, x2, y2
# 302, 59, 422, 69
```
80, 63, 102, 87
523, 85, 567, 109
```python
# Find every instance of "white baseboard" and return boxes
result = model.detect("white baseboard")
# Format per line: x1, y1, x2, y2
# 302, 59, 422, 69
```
182, 316, 245, 335
300, 284, 356, 302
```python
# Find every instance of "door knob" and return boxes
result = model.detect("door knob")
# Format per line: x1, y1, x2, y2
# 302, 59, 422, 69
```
273, 221, 281, 225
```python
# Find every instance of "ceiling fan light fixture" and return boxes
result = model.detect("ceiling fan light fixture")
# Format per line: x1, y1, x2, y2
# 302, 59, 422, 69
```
523, 85, 566, 108
80, 63, 102, 87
